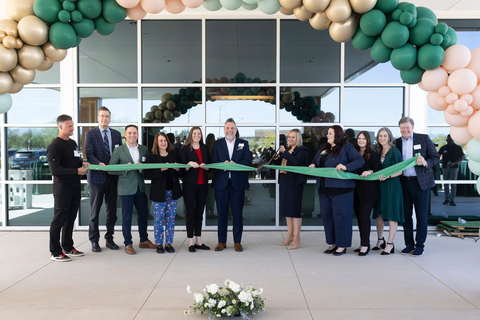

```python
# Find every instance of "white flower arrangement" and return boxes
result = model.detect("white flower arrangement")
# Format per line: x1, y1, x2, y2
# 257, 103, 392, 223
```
185, 279, 266, 319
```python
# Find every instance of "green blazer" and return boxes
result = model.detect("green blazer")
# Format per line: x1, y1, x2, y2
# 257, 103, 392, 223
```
108, 143, 148, 196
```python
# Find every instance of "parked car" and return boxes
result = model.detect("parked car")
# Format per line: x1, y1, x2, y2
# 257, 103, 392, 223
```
10, 150, 48, 170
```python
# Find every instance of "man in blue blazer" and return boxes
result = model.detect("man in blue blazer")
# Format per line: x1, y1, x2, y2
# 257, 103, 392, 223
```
211, 118, 250, 252
85, 107, 123, 253
395, 117, 439, 257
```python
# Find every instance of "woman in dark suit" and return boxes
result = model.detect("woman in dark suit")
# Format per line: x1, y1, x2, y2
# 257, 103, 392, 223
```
310, 125, 364, 256
180, 127, 211, 253
144, 132, 182, 254
353, 131, 381, 256
273, 129, 308, 250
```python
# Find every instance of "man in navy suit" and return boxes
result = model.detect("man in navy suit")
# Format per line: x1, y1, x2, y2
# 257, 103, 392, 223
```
211, 118, 250, 252
395, 117, 439, 257
85, 107, 123, 252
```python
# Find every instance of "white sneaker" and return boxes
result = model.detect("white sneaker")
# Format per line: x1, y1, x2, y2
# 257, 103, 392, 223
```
50, 253, 72, 262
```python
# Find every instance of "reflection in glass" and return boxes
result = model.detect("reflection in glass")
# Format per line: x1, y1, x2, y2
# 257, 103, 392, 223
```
32, 62, 60, 84
206, 96, 275, 124
141, 126, 191, 152
339, 127, 402, 145
427, 105, 447, 124
79, 88, 138, 123
279, 184, 323, 226
8, 88, 60, 124
429, 192, 480, 226
7, 184, 56, 226
142, 20, 201, 83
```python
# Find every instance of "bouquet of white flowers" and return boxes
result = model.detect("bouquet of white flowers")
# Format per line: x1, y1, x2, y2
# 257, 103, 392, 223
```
185, 279, 266, 319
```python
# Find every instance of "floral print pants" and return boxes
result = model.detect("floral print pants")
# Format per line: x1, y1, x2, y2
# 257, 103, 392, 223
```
152, 190, 177, 245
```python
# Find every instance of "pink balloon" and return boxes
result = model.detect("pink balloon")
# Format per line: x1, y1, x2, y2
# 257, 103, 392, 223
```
428, 92, 446, 111
445, 92, 459, 105
466, 47, 480, 80
468, 111, 480, 140
461, 94, 474, 105
448, 68, 477, 95
454, 99, 468, 112
450, 125, 473, 145
438, 85, 451, 97
417, 81, 427, 91
471, 85, 480, 110
181, 0, 203, 8
460, 106, 474, 117
127, 3, 147, 19
444, 110, 469, 127
421, 67, 448, 92
141, 0, 165, 13
117, 0, 141, 9
437, 96, 448, 109
446, 104, 458, 115
443, 44, 471, 71
165, 0, 186, 13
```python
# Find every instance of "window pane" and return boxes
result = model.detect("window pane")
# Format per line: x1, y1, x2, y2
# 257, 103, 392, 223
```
206, 20, 276, 81
141, 126, 191, 152
206, 94, 275, 124
142, 20, 201, 83
79, 88, 138, 123
342, 126, 402, 144
8, 88, 60, 124
427, 104, 447, 124
280, 20, 340, 83
430, 194, 480, 226
7, 184, 55, 226
278, 184, 323, 226
78, 21, 137, 83
343, 87, 404, 124
78, 126, 125, 156
32, 63, 60, 84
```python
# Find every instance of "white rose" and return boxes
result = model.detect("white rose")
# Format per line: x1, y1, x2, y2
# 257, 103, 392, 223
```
230, 283, 241, 293
221, 309, 226, 314
194, 293, 204, 303
238, 291, 249, 303
218, 300, 226, 308
207, 284, 219, 294
186, 285, 192, 293
258, 288, 263, 295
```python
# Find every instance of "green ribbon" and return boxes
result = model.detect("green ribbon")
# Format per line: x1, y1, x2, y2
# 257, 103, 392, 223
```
88, 162, 256, 172
265, 154, 421, 181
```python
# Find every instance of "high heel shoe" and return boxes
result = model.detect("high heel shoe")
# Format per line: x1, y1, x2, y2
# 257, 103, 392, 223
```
279, 236, 293, 246
372, 237, 386, 251
324, 245, 337, 254
358, 245, 370, 256
381, 243, 395, 255
333, 248, 346, 256
287, 238, 301, 250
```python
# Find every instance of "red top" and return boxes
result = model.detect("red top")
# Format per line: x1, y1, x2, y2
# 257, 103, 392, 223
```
194, 147, 205, 184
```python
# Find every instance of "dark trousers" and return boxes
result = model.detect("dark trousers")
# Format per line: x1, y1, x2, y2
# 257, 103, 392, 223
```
319, 191, 354, 248
88, 175, 118, 242
401, 177, 429, 248
50, 182, 81, 256
215, 181, 244, 244
353, 193, 375, 247
120, 188, 149, 246
184, 183, 208, 238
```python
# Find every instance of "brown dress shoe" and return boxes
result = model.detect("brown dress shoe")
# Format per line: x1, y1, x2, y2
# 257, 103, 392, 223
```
139, 240, 156, 249
215, 243, 226, 251
234, 243, 243, 252
125, 244, 136, 255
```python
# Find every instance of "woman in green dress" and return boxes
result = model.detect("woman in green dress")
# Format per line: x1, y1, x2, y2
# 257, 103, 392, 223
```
373, 128, 404, 256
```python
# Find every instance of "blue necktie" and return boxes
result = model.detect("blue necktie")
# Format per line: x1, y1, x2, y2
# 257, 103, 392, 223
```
103, 129, 110, 163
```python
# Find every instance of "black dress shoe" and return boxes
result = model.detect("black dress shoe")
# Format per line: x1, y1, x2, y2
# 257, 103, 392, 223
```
165, 244, 175, 253
333, 248, 346, 256
92, 241, 101, 253
189, 245, 196, 252
106, 239, 119, 250
156, 245, 164, 254
372, 237, 386, 251
358, 245, 370, 256
194, 244, 210, 250
324, 246, 338, 254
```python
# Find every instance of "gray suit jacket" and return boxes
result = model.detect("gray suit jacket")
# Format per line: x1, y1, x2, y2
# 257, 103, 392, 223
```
108, 144, 148, 196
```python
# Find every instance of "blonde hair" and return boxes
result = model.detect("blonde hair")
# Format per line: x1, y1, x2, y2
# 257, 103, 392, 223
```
288, 129, 303, 147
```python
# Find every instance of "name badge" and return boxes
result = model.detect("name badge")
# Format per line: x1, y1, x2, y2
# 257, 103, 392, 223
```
74, 150, 81, 157
414, 144, 421, 150
114, 144, 119, 149
142, 157, 146, 162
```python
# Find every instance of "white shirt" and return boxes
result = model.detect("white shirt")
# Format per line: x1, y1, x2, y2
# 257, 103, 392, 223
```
226, 138, 235, 178
402, 135, 416, 177
127, 143, 140, 164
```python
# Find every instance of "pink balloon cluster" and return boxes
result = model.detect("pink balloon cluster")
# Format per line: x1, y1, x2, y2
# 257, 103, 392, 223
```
420, 44, 480, 144
116, 0, 204, 19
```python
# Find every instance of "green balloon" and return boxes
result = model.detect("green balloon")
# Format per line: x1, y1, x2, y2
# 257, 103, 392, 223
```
417, 44, 445, 70
72, 18, 94, 38
203, 0, 222, 11
391, 9, 402, 21
49, 22, 77, 49
242, 2, 257, 10
253, 77, 261, 83
228, 78, 236, 83
73, 36, 82, 47
391, 43, 417, 70
251, 87, 260, 94
243, 88, 253, 95
303, 116, 311, 123
58, 10, 71, 23
381, 21, 409, 49
440, 34, 451, 50
103, 0, 127, 24
293, 91, 301, 100
300, 108, 309, 117
194, 91, 202, 100
309, 107, 319, 117
63, 1, 75, 11
374, 0, 399, 14
219, 0, 242, 10
304, 96, 316, 109
257, 0, 280, 14
360, 9, 386, 36
186, 89, 194, 98
400, 64, 424, 84
33, 0, 62, 24
371, 37, 393, 63
179, 89, 186, 95
430, 33, 443, 46
245, 77, 253, 83
352, 29, 377, 50
180, 96, 190, 104
435, 23, 448, 35
446, 27, 457, 45
77, 0, 102, 20
292, 109, 300, 117
237, 87, 245, 93
399, 12, 413, 25
71, 10, 83, 22
416, 6, 438, 25
94, 16, 115, 36
285, 103, 293, 112
235, 73, 246, 83
407, 16, 417, 29
409, 18, 435, 46
229, 88, 239, 95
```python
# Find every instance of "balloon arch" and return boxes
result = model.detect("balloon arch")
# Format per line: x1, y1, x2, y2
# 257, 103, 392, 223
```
1, 0, 480, 189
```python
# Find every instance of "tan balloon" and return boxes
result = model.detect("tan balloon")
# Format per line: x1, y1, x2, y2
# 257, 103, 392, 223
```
279, 7, 294, 15
3, 35, 16, 49
279, 0, 302, 11
309, 12, 332, 30
349, 0, 377, 14
0, 19, 18, 31
303, 0, 331, 13
36, 59, 54, 72
0, 44, 18, 72
325, 0, 352, 23
42, 42, 67, 62
15, 38, 23, 49
294, 5, 313, 21
6, 0, 35, 22
18, 44, 45, 70
17, 15, 48, 46
5, 25, 17, 38
0, 72, 14, 95
329, 14, 359, 43
9, 64, 35, 85
0, 31, 5, 42
9, 82, 24, 94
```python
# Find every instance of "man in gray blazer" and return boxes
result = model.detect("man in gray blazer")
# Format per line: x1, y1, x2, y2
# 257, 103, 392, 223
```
108, 125, 155, 254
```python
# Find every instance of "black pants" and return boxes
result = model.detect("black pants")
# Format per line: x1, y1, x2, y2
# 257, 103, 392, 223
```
50, 182, 81, 256
353, 192, 375, 247
183, 183, 208, 238
88, 175, 118, 242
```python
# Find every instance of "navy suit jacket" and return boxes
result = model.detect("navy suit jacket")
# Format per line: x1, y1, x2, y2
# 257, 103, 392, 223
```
395, 133, 440, 190
211, 138, 250, 190
274, 145, 309, 186
85, 127, 123, 184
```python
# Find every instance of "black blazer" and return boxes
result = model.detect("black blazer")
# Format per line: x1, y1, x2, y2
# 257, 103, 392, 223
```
355, 151, 381, 203
144, 150, 182, 202
274, 145, 309, 186
180, 144, 210, 184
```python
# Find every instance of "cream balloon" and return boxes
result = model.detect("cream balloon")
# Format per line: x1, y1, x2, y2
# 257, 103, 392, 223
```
15, 38, 23, 49
0, 72, 13, 95
436, 96, 448, 109
461, 94, 474, 106
0, 19, 18, 31
17, 15, 48, 46
427, 92, 446, 111
460, 106, 474, 117
0, 31, 5, 42
293, 5, 313, 21
309, 12, 331, 30
421, 67, 448, 92
417, 81, 427, 91
5, 25, 17, 38
471, 85, 480, 110
3, 35, 16, 49
9, 64, 35, 85
450, 125, 473, 145
181, 0, 203, 8
0, 43, 18, 72
9, 82, 23, 94
444, 110, 469, 127
279, 7, 294, 15
448, 68, 477, 95
446, 104, 458, 115
165, 0, 186, 14
141, 0, 165, 13
127, 4, 147, 20
303, 0, 331, 13
445, 92, 458, 105
279, 0, 301, 11
438, 85, 451, 97
5, 0, 35, 22
116, 0, 141, 9
466, 47, 480, 80
325, 0, 351, 23
442, 44, 471, 71
36, 59, 54, 72
329, 14, 358, 43
349, 0, 376, 14
42, 42, 67, 62
453, 99, 467, 112
18, 44, 45, 70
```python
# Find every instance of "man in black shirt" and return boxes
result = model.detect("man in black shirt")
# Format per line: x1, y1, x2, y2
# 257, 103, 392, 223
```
438, 134, 464, 206
47, 115, 88, 262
